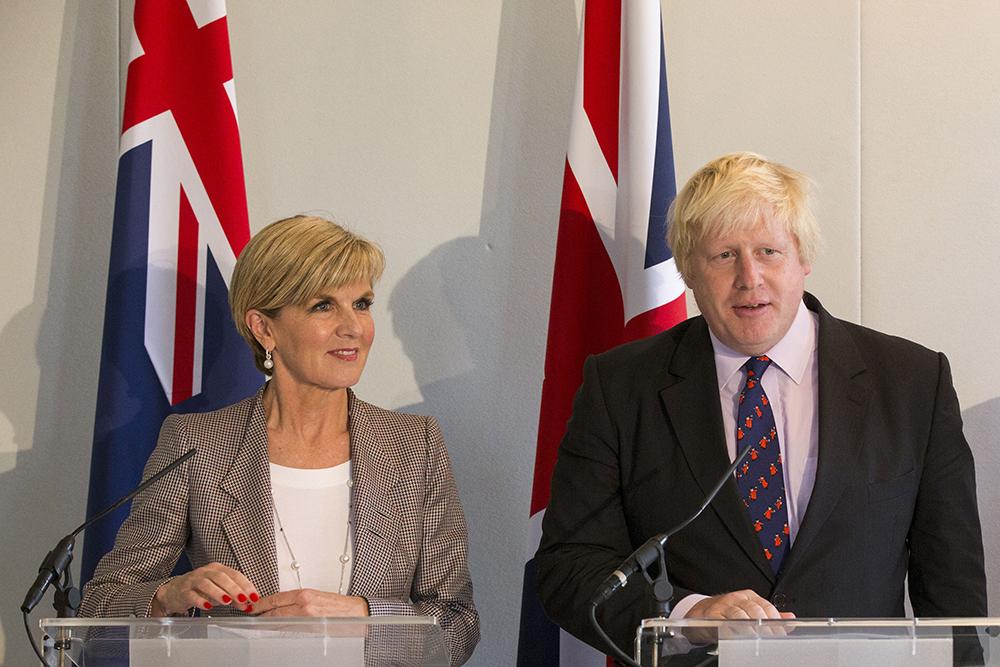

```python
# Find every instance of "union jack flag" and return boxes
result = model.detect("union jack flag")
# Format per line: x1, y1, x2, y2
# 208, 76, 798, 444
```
517, 1, 687, 664
82, 0, 261, 582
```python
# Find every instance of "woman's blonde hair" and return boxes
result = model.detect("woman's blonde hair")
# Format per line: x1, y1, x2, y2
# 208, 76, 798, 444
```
667, 152, 819, 280
229, 215, 385, 373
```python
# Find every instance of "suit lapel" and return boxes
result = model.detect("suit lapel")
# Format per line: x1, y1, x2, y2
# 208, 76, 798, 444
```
780, 296, 871, 573
346, 391, 400, 598
660, 318, 776, 581
220, 390, 281, 596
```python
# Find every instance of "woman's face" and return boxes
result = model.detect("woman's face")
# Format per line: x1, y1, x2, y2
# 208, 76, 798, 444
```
264, 281, 375, 393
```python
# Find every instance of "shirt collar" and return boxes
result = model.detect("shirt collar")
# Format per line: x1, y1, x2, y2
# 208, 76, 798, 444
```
710, 299, 816, 389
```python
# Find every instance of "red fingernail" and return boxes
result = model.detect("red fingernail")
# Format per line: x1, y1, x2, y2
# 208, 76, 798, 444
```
245, 604, 254, 613
237, 593, 247, 603
249, 592, 259, 602
203, 602, 212, 610
221, 595, 232, 604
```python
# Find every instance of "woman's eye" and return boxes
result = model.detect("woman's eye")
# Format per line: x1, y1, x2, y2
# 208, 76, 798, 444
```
311, 300, 331, 312
354, 298, 373, 311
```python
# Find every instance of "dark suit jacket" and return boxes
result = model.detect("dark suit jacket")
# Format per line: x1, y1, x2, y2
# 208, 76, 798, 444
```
80, 387, 479, 666
536, 293, 987, 653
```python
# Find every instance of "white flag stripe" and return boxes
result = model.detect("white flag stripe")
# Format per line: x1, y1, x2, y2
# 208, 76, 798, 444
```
122, 111, 239, 401
186, 0, 227, 28
527, 507, 545, 556
128, 24, 144, 64
566, 28, 620, 285
616, 0, 659, 310
618, 0, 686, 320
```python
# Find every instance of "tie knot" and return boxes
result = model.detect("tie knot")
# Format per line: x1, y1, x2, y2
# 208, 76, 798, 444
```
744, 355, 772, 379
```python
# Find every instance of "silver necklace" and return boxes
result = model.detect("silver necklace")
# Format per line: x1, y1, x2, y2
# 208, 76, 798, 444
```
272, 475, 354, 594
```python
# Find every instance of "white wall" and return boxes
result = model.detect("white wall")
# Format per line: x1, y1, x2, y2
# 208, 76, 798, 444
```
0, 1, 119, 664
1, 1, 998, 665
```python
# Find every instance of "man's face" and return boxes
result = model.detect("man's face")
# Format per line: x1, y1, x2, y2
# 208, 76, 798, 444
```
685, 215, 811, 356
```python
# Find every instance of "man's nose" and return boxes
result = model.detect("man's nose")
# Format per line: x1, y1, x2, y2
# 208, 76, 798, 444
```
735, 255, 762, 289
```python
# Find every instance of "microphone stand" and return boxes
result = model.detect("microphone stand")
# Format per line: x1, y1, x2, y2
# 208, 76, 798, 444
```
643, 541, 673, 617
21, 448, 196, 665
590, 442, 756, 666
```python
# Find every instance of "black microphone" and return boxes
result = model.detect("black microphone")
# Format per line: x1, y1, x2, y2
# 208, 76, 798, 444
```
21, 448, 197, 614
590, 442, 757, 606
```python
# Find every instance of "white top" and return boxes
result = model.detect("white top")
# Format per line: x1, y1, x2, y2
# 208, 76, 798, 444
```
673, 300, 820, 618
270, 461, 354, 594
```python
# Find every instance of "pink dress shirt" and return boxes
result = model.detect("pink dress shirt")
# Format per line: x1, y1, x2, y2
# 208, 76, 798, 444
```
672, 300, 819, 618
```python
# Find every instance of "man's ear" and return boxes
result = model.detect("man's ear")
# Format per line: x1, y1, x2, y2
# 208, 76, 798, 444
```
245, 309, 274, 350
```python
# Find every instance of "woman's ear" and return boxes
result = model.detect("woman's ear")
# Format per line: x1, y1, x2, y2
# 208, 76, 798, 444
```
245, 309, 273, 350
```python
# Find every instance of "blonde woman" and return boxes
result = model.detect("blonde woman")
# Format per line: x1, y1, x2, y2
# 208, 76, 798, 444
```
81, 215, 479, 666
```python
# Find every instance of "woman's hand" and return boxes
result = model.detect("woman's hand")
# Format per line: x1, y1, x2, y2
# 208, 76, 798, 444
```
252, 589, 369, 617
151, 562, 259, 616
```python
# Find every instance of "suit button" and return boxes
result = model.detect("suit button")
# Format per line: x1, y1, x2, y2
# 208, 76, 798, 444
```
772, 593, 787, 609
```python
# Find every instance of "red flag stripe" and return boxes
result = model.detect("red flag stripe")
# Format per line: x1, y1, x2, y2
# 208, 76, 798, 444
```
623, 294, 687, 341
171, 187, 199, 405
531, 161, 628, 514
582, 0, 621, 182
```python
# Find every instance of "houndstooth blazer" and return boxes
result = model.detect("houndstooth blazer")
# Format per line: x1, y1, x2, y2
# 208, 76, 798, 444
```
80, 387, 480, 666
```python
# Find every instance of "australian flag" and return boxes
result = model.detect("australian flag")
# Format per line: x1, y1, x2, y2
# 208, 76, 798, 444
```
82, 0, 261, 583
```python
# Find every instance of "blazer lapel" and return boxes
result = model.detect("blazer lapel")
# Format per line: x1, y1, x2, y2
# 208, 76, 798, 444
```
220, 390, 281, 596
660, 318, 776, 581
346, 391, 400, 598
780, 296, 871, 573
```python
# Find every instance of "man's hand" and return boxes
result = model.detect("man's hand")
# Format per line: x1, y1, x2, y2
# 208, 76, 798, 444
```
680, 590, 795, 643
252, 589, 369, 617
686, 589, 794, 620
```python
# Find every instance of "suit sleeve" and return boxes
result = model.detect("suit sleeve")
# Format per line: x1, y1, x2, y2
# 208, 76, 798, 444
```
535, 355, 661, 654
79, 415, 192, 617
365, 416, 480, 667
907, 352, 987, 616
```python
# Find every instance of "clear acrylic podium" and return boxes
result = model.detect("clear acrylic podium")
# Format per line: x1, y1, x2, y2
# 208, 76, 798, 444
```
40, 616, 449, 666
636, 617, 997, 665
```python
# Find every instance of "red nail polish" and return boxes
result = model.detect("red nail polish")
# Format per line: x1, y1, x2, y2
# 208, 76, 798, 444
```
249, 592, 259, 602
221, 595, 232, 604
203, 602, 212, 610
237, 593, 247, 603
245, 604, 254, 613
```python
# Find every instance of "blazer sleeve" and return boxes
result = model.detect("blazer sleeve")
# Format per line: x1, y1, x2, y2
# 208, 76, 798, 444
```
79, 415, 192, 617
365, 416, 480, 667
907, 352, 987, 616
535, 354, 658, 654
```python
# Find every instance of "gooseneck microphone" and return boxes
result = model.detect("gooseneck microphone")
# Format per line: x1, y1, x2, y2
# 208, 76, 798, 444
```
21, 447, 197, 615
588, 442, 757, 665
591, 442, 756, 606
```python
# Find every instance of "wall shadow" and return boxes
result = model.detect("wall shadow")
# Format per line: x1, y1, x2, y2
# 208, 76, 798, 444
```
0, 3, 118, 664
388, 1, 577, 664
962, 396, 1000, 615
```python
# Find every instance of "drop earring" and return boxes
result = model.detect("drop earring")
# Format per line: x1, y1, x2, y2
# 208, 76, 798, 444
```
263, 348, 274, 370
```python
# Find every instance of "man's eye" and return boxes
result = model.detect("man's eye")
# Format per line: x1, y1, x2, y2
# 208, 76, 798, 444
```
718, 251, 733, 260
354, 298, 374, 311
762, 248, 777, 256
